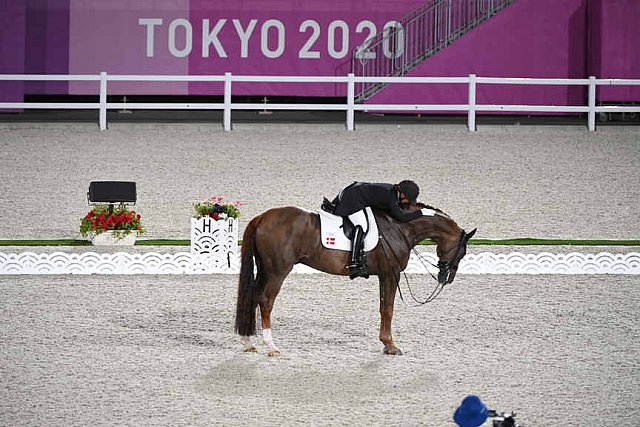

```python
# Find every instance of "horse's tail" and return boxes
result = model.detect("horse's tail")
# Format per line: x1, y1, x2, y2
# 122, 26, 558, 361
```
234, 215, 263, 336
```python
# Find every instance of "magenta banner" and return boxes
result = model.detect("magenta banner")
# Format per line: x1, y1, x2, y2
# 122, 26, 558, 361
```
69, 0, 190, 95
367, 0, 591, 108
0, 1, 25, 110
68, 0, 423, 96
2, 0, 638, 106
589, 0, 640, 102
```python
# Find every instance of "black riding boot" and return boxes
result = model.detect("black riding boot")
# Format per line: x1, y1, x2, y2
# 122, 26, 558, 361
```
347, 225, 369, 280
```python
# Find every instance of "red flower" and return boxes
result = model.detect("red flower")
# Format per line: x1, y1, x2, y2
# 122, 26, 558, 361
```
80, 204, 145, 238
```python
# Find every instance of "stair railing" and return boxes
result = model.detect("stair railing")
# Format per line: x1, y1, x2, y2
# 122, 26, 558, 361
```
352, 0, 516, 101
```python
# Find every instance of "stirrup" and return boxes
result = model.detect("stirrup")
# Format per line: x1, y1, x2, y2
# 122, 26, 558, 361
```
349, 268, 369, 280
348, 260, 369, 280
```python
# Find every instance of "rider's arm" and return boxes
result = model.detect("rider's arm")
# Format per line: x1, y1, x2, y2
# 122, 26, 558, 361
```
387, 203, 423, 222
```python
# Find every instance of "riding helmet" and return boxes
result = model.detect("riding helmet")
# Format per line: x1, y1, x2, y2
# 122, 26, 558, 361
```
397, 180, 419, 203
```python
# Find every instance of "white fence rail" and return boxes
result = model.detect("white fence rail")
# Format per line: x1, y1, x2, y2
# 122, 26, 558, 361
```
1, 72, 639, 131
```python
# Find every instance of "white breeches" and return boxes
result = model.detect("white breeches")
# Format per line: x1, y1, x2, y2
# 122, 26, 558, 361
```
348, 210, 369, 233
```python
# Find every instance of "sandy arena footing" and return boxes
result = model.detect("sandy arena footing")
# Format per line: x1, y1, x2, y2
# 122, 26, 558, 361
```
0, 122, 638, 426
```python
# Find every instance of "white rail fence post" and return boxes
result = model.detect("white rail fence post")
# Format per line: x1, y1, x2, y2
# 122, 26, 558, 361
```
346, 73, 355, 131
223, 72, 232, 131
468, 74, 477, 132
99, 71, 107, 130
588, 75, 597, 131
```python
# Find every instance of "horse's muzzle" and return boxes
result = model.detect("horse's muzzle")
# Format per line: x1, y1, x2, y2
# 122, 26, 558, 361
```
438, 262, 458, 285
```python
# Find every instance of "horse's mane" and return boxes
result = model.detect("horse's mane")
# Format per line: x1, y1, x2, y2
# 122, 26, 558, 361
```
371, 201, 449, 222
405, 201, 448, 217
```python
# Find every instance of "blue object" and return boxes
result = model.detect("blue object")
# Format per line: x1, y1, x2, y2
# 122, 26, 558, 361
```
454, 395, 489, 427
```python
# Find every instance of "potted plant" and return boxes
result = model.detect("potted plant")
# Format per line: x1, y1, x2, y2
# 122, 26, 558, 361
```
192, 195, 242, 221
80, 204, 145, 245
191, 196, 242, 256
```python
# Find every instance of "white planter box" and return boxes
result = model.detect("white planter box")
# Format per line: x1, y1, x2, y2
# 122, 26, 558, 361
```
91, 231, 137, 246
190, 217, 238, 257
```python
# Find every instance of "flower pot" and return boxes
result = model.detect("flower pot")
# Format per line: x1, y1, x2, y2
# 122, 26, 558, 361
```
91, 231, 137, 246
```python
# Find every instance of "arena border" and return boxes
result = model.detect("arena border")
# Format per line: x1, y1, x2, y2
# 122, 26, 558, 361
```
2, 238, 638, 275
1, 239, 639, 247
1, 250, 638, 275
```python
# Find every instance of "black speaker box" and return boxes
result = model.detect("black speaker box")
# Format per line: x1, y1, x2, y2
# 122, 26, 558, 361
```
88, 181, 137, 204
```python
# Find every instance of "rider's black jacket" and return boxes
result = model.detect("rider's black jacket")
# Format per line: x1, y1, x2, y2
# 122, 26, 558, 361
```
332, 182, 421, 222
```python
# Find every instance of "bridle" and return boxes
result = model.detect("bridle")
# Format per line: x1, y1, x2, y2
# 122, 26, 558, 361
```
396, 230, 466, 306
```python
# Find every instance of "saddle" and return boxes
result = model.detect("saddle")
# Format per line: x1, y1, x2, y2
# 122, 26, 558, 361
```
318, 198, 379, 252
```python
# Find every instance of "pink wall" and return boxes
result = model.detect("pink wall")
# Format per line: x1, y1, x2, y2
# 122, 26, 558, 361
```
68, 0, 190, 94
25, 0, 70, 94
588, 0, 640, 102
67, 0, 423, 95
3, 0, 639, 105
367, 0, 589, 108
0, 1, 25, 111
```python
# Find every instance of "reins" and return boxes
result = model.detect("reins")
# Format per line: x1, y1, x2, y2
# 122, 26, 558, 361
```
400, 229, 467, 306
379, 235, 447, 307
397, 248, 447, 306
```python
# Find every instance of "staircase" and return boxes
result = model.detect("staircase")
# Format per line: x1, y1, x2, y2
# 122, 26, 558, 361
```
352, 0, 516, 101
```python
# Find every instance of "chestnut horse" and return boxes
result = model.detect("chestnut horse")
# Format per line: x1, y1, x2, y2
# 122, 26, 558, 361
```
235, 202, 476, 356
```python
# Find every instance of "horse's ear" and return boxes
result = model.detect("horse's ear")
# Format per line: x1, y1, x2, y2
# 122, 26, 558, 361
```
464, 228, 477, 241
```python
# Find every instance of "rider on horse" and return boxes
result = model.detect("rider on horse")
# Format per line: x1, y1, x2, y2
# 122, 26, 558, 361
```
331, 180, 422, 279
237, 182, 474, 355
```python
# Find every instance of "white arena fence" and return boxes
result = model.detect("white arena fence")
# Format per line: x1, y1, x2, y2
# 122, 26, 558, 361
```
1, 72, 639, 131
1, 251, 638, 275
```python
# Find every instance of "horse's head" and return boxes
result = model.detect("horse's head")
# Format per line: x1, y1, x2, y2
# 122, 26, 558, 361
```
396, 202, 476, 284
435, 227, 476, 285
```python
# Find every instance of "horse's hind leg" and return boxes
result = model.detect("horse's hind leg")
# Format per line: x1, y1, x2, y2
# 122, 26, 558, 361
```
241, 336, 257, 352
258, 273, 289, 357
261, 327, 279, 357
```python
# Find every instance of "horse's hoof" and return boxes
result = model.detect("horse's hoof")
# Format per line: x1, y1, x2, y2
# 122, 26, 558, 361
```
243, 346, 258, 353
384, 346, 403, 356
267, 350, 281, 357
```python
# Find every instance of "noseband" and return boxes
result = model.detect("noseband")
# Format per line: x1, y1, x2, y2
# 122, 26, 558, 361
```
437, 230, 467, 283
437, 259, 452, 281
421, 230, 467, 281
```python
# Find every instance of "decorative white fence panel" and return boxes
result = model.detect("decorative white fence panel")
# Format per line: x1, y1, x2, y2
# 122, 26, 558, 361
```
190, 217, 239, 270
1, 251, 638, 275
1, 73, 639, 132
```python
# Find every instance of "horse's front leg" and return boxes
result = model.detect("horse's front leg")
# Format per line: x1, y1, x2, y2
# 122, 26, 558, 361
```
379, 272, 402, 355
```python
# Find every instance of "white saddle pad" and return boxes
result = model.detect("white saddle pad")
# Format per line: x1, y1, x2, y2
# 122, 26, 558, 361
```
318, 207, 379, 252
